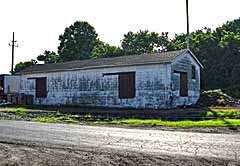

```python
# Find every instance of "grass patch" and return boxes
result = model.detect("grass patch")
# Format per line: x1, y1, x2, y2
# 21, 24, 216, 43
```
97, 118, 240, 127
8, 107, 26, 115
84, 114, 92, 118
63, 119, 78, 123
202, 109, 240, 118
34, 117, 61, 123
34, 116, 78, 124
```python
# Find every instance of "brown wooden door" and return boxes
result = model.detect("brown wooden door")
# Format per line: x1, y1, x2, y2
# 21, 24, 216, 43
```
119, 72, 135, 99
180, 72, 188, 97
36, 77, 47, 98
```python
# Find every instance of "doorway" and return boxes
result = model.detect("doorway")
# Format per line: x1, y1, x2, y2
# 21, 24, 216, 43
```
180, 72, 188, 97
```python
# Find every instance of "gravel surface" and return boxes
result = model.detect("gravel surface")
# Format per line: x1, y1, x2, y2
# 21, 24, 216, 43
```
0, 120, 240, 166
0, 142, 237, 166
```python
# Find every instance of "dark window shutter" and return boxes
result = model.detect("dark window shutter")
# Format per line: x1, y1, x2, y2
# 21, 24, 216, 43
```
119, 72, 135, 99
180, 72, 188, 97
192, 65, 196, 79
36, 77, 47, 98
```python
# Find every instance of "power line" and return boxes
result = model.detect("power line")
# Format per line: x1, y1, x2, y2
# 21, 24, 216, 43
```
8, 32, 18, 75
186, 0, 190, 50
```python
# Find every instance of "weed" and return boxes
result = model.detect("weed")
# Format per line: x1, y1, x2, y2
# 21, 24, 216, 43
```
63, 119, 78, 123
8, 108, 26, 115
204, 109, 240, 118
34, 116, 78, 124
56, 111, 62, 116
96, 118, 240, 127
84, 114, 92, 118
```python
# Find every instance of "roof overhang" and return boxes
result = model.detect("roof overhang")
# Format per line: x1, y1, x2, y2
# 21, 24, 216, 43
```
185, 49, 204, 69
18, 61, 171, 75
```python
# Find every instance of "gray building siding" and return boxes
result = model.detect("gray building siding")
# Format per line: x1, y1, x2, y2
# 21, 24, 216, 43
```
20, 64, 170, 109
170, 53, 201, 107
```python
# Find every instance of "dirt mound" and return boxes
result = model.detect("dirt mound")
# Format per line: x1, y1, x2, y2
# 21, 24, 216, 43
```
198, 89, 240, 107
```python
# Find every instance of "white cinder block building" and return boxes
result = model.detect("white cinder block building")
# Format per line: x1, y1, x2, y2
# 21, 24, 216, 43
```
15, 49, 203, 109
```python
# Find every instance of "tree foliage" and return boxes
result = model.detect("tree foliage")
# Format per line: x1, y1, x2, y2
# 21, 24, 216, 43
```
168, 18, 240, 95
58, 21, 98, 61
220, 18, 240, 34
13, 59, 37, 74
121, 30, 169, 55
37, 50, 60, 64
91, 41, 123, 59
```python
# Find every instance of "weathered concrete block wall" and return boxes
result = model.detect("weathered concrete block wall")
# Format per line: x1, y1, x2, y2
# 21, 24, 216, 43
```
170, 53, 201, 106
19, 64, 171, 109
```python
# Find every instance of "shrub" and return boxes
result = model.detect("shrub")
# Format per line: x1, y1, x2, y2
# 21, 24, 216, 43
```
9, 108, 26, 115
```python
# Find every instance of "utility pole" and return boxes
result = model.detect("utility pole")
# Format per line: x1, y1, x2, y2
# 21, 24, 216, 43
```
186, 0, 190, 50
9, 32, 18, 75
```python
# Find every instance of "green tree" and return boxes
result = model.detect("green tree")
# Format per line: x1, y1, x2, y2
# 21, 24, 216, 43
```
220, 34, 240, 86
168, 18, 240, 93
91, 41, 123, 59
121, 30, 169, 55
37, 50, 60, 64
58, 21, 98, 61
168, 28, 222, 89
13, 59, 37, 74
220, 18, 240, 34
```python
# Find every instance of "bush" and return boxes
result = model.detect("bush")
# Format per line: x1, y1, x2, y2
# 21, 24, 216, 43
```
223, 86, 240, 99
9, 108, 26, 115
198, 89, 240, 107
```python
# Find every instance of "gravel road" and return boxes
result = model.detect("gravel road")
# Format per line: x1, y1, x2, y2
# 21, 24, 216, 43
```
0, 120, 239, 165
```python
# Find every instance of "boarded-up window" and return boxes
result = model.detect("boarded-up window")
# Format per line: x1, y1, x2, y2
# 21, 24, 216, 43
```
180, 72, 188, 97
36, 77, 47, 98
119, 72, 135, 99
192, 65, 196, 79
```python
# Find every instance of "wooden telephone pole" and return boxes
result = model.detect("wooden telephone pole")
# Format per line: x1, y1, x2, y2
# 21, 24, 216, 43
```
9, 32, 18, 75
186, 0, 190, 50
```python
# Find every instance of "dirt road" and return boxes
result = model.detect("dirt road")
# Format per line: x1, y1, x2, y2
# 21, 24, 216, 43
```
0, 120, 239, 165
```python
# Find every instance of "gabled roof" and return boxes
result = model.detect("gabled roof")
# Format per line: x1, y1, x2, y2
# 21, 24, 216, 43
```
186, 49, 204, 68
18, 49, 202, 74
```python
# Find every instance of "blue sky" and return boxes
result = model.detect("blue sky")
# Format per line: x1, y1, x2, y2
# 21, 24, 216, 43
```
0, 0, 239, 74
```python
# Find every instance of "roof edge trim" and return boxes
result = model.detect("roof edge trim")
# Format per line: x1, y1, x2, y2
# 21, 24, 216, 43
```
19, 61, 171, 75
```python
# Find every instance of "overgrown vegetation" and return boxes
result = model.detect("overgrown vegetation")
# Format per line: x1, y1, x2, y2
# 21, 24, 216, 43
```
8, 107, 26, 115
2, 106, 240, 128
223, 86, 240, 99
34, 115, 79, 124
97, 118, 240, 128
202, 109, 240, 118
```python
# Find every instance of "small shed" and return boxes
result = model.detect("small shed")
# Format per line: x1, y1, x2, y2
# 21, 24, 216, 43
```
0, 75, 7, 99
17, 49, 203, 109
0, 74, 20, 95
